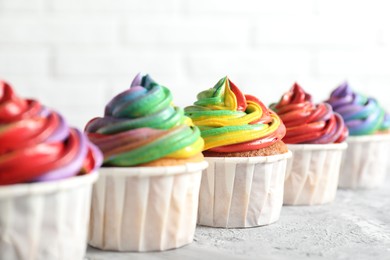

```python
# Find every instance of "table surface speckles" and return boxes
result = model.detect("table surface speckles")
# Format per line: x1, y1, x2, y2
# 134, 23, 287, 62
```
86, 178, 390, 260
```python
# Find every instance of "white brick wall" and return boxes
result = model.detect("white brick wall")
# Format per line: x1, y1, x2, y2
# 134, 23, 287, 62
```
1, 0, 46, 11
49, 0, 180, 13
254, 14, 379, 46
123, 16, 249, 48
0, 47, 49, 76
1, 0, 390, 128
0, 14, 118, 45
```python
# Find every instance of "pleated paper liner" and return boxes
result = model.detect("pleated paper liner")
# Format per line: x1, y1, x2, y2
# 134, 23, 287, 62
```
338, 134, 390, 189
198, 151, 292, 228
0, 172, 98, 260
284, 143, 347, 205
88, 161, 208, 252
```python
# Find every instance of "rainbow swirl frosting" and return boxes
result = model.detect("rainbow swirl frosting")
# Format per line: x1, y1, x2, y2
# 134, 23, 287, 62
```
184, 76, 286, 153
85, 73, 204, 166
270, 83, 348, 144
326, 82, 390, 136
0, 81, 102, 185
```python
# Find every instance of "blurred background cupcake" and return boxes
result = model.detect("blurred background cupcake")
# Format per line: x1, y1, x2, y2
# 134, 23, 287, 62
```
326, 82, 390, 189
0, 80, 102, 260
270, 83, 348, 205
185, 76, 291, 228
85, 73, 207, 252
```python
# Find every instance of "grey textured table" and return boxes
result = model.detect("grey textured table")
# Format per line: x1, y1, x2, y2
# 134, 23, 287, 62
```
86, 178, 390, 260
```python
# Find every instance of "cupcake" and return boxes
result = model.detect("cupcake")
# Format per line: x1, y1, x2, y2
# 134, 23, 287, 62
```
185, 76, 291, 228
270, 83, 348, 205
0, 80, 102, 260
85, 73, 207, 251
326, 82, 390, 189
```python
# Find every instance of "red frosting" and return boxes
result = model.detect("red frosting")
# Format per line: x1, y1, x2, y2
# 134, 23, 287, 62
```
270, 83, 348, 144
0, 81, 101, 185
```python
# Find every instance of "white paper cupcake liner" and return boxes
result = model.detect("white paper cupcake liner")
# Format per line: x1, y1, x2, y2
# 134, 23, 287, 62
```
88, 161, 208, 252
0, 172, 98, 260
284, 143, 347, 205
197, 151, 292, 228
338, 134, 390, 189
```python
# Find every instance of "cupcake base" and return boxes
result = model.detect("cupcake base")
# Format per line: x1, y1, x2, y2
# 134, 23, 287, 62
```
338, 134, 390, 189
197, 151, 291, 228
284, 143, 347, 205
88, 161, 208, 252
0, 172, 98, 260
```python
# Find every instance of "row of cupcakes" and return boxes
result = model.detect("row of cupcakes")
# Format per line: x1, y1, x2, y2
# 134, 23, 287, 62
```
1, 74, 390, 258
